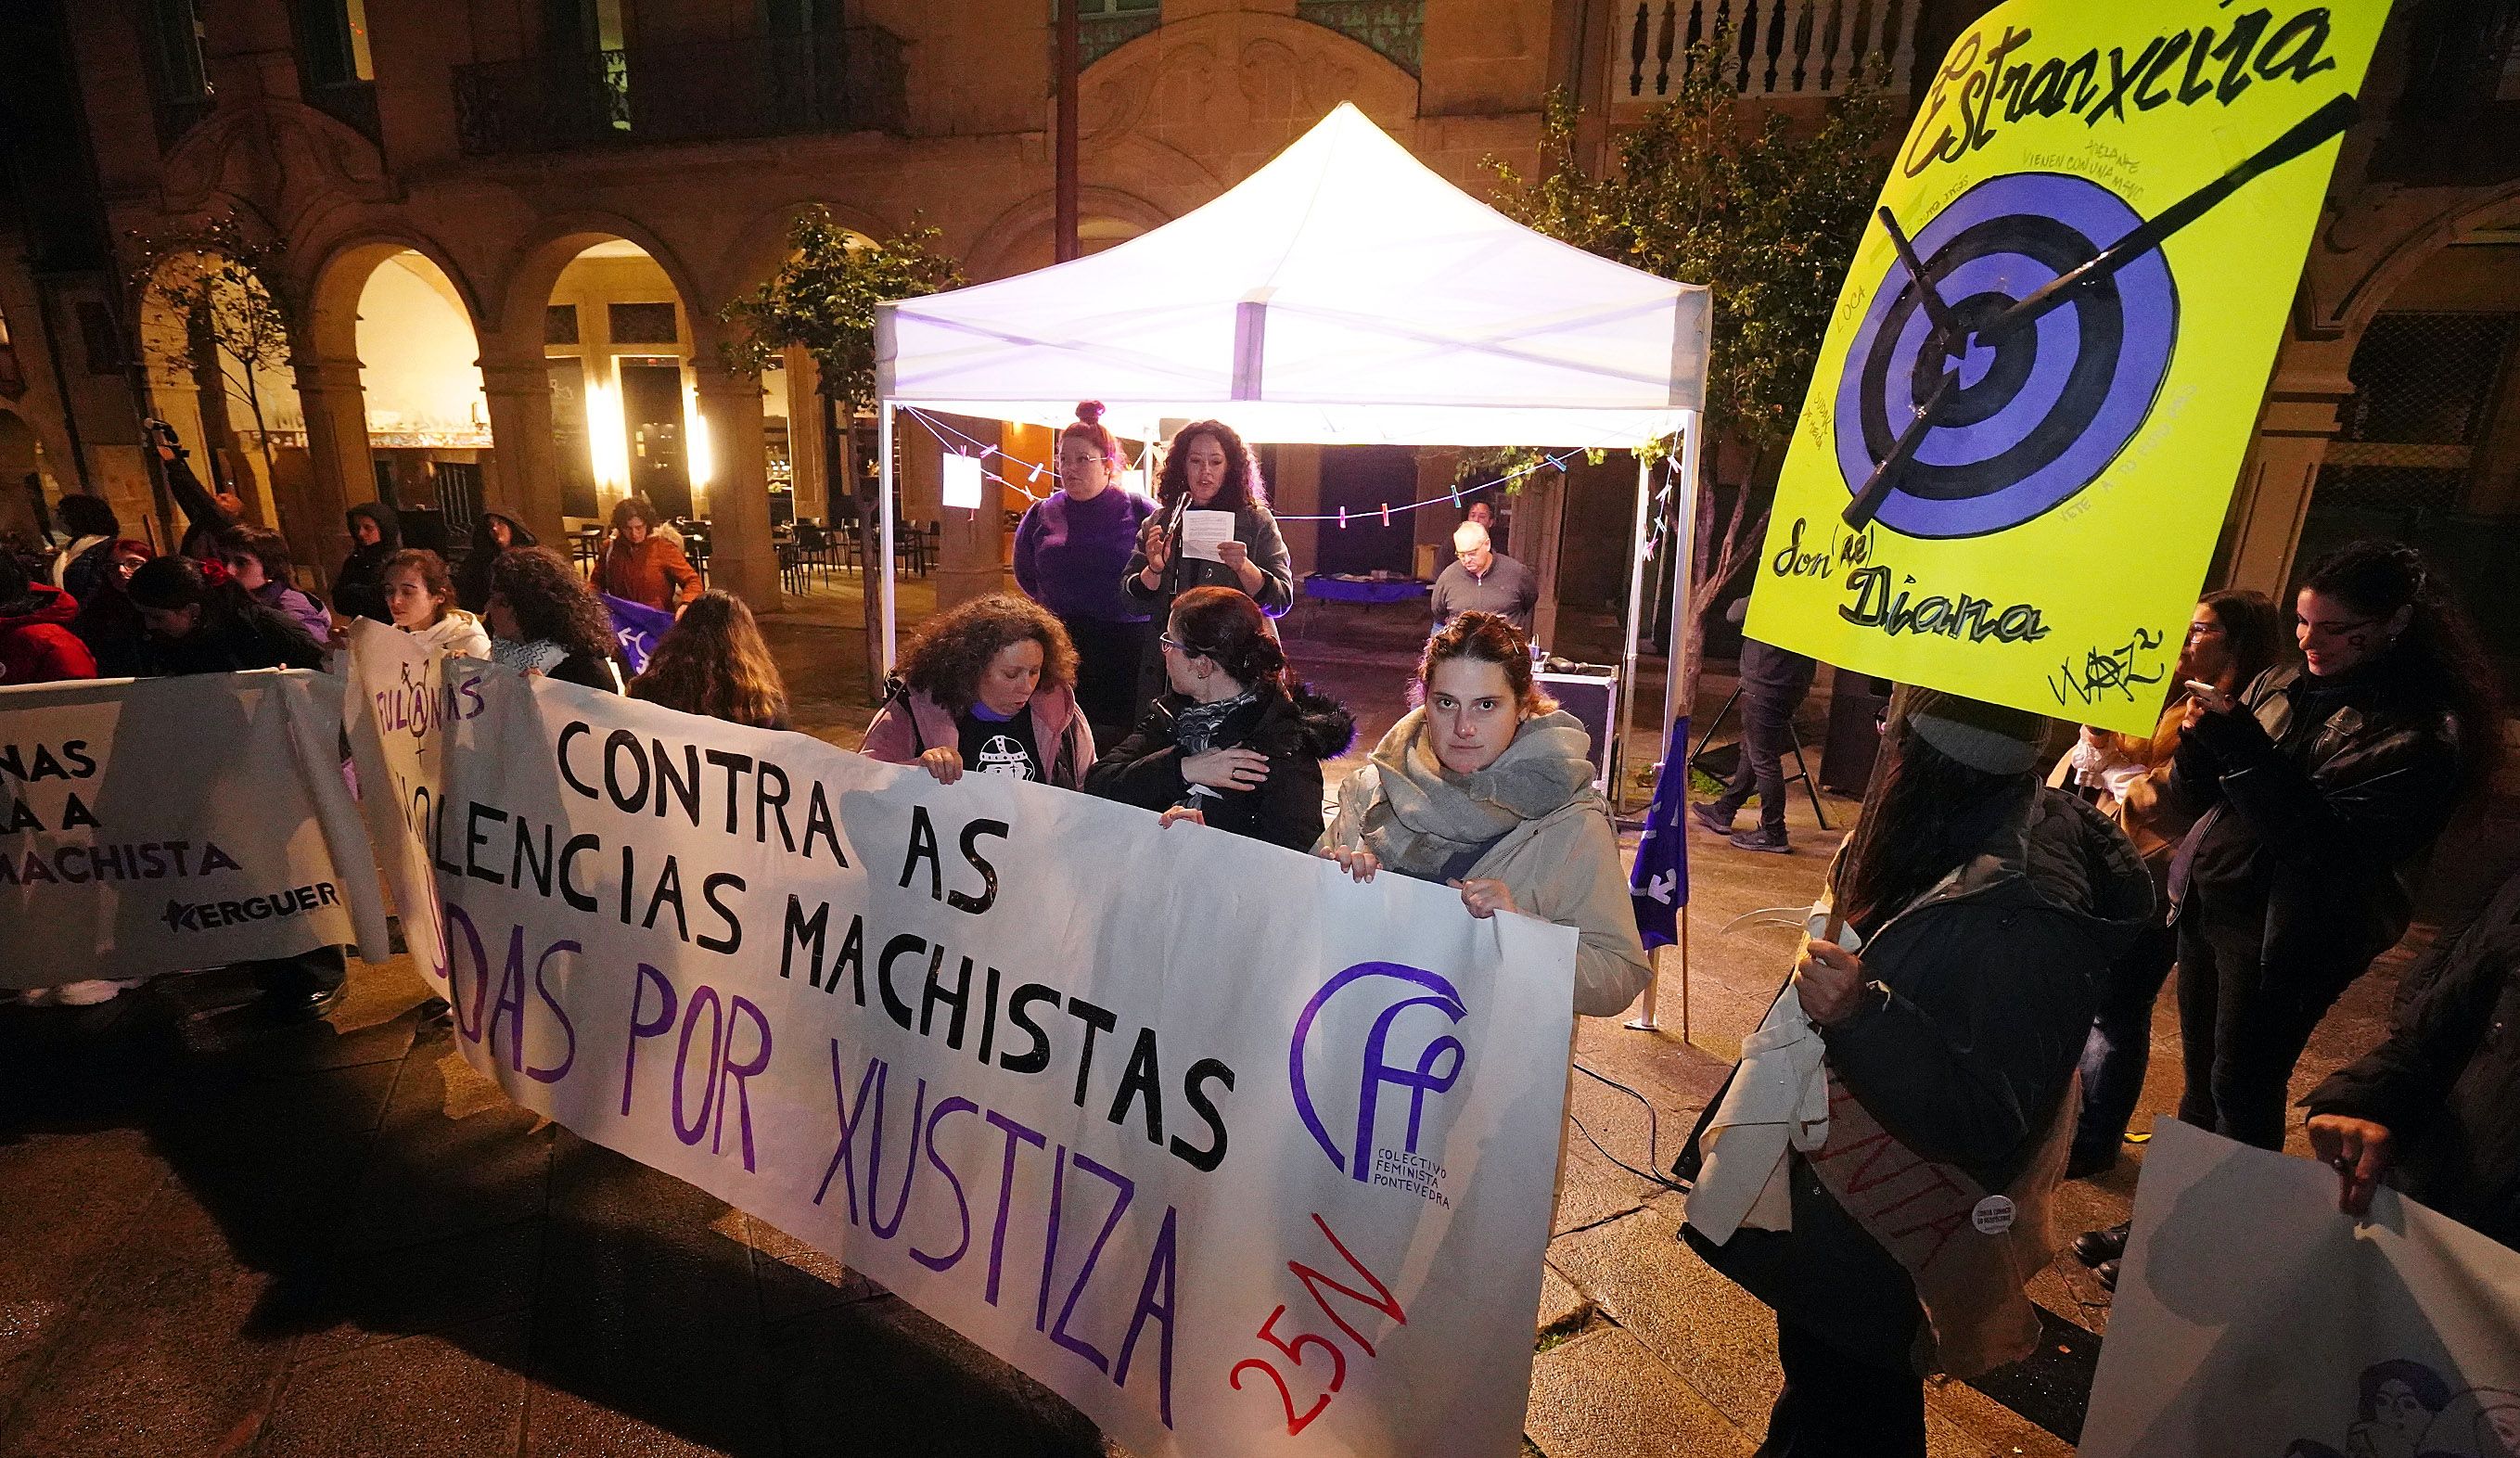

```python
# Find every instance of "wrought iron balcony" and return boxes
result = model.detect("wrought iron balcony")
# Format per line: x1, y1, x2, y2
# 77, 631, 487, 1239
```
1615, 0, 1917, 105
1297, 0, 1422, 78
453, 29, 906, 157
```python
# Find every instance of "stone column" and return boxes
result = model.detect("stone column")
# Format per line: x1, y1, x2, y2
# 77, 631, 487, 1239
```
693, 365, 783, 610
2220, 365, 2352, 595
289, 353, 373, 585
783, 346, 827, 525
478, 355, 567, 544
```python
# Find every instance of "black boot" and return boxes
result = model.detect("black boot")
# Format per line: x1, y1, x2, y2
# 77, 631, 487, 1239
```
2072, 1221, 2130, 1267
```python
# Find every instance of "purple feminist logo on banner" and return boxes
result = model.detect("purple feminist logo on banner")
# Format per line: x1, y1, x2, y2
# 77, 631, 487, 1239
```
1288, 962, 1467, 1183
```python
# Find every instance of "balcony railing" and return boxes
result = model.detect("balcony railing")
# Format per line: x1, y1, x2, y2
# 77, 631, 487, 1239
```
1615, 0, 1915, 104
453, 29, 906, 157
1297, 0, 1422, 79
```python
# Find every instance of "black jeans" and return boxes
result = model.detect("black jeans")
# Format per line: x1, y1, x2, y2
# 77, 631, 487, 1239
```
1710, 690, 1797, 838
1060, 614, 1150, 748
1759, 1311, 1925, 1458
2174, 899, 2369, 1150
2071, 915, 2178, 1166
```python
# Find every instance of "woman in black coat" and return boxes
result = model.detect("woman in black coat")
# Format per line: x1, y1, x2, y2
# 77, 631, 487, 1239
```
454, 511, 536, 612
333, 502, 403, 623
1119, 420, 1293, 721
2166, 541, 2500, 1153
1086, 585, 1352, 851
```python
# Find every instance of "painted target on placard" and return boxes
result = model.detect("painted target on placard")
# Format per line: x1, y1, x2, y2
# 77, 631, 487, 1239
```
1833, 172, 2177, 540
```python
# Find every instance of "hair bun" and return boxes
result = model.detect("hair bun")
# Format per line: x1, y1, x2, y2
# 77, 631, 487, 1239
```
1076, 401, 1105, 426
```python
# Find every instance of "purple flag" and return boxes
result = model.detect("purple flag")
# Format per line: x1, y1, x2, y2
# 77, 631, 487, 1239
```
1628, 715, 1690, 950
600, 593, 675, 676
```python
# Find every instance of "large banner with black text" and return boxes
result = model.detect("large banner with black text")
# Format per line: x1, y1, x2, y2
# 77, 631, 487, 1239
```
375, 653, 1579, 1457
0, 669, 390, 987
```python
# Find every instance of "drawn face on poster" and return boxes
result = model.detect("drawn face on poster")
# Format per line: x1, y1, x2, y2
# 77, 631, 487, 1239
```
1746, 0, 2389, 734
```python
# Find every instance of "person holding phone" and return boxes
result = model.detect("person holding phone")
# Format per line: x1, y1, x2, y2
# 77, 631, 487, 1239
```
2165, 542, 2500, 1161
1121, 419, 1292, 720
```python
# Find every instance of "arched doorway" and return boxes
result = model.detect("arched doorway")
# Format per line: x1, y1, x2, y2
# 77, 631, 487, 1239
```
543, 238, 708, 525
342, 249, 492, 555
132, 244, 305, 533
2298, 224, 2520, 699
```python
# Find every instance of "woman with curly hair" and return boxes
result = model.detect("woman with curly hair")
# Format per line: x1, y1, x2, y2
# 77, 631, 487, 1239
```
1086, 586, 1353, 850
1120, 418, 1293, 717
863, 594, 1094, 788
485, 545, 624, 692
629, 590, 790, 731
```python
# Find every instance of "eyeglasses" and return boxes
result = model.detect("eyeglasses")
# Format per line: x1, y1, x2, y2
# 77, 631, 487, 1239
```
1158, 633, 1202, 657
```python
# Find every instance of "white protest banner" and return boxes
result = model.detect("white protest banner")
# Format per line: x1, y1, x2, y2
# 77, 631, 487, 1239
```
338, 618, 476, 977
394, 659, 1575, 1457
0, 669, 390, 987
2081, 1119, 2520, 1458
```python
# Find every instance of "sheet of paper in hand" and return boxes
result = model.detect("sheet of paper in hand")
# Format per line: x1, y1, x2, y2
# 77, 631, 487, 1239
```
1181, 509, 1237, 564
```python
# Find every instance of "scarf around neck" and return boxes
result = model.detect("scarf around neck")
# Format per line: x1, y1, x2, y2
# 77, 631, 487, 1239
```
1356, 707, 1596, 879
1172, 686, 1260, 805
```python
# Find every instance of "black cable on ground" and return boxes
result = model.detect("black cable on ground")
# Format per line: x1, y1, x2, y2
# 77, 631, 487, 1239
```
1568, 1060, 1692, 1195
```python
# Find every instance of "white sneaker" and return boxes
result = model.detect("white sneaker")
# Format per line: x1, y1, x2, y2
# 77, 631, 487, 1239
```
50, 979, 135, 1006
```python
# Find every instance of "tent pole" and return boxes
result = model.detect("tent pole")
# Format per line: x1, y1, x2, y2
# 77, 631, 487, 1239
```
1664, 410, 1705, 1040
1613, 442, 1658, 816
877, 403, 899, 679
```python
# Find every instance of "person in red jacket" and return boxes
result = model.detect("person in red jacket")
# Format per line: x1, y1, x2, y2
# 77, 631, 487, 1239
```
0, 553, 98, 686
592, 495, 700, 614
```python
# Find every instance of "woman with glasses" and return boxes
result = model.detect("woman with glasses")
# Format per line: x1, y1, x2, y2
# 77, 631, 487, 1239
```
2165, 542, 2501, 1157
1014, 403, 1158, 747
1085, 586, 1354, 850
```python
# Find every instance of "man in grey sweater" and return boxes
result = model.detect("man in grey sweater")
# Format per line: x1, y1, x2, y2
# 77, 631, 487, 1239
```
1430, 522, 1538, 636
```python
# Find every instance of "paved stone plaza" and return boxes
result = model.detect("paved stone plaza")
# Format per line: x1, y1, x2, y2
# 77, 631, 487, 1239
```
1, 588, 2496, 1457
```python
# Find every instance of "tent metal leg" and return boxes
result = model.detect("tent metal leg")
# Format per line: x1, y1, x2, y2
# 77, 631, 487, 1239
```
876, 403, 898, 680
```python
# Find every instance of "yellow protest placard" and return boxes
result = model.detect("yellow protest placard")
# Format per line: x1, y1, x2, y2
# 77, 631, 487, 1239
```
1745, 0, 2389, 734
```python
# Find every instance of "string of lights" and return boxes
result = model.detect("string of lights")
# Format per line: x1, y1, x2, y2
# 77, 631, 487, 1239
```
898, 407, 1638, 526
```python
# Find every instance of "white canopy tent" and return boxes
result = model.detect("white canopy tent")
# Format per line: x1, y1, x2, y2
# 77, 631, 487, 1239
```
873, 103, 1712, 842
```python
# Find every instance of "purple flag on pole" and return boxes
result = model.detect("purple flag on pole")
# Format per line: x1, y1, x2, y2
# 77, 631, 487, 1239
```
600, 593, 675, 675
1628, 715, 1690, 950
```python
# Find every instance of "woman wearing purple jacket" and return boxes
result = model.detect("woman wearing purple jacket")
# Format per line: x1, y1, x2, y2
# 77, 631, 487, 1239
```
1013, 401, 1155, 747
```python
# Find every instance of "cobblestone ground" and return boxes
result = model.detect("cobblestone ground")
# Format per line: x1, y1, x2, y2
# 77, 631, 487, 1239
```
3, 574, 2508, 1456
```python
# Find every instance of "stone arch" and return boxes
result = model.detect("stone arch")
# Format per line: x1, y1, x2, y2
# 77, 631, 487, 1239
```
963, 185, 1175, 283
713, 198, 901, 313
2321, 184, 2520, 346
304, 231, 491, 363
487, 214, 710, 359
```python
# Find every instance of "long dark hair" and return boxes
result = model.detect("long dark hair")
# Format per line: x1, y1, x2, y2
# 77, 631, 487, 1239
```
2201, 588, 2284, 690
630, 590, 789, 729
2302, 541, 2504, 799
1831, 721, 2030, 928
1156, 419, 1266, 512
1170, 586, 1286, 693
490, 546, 617, 663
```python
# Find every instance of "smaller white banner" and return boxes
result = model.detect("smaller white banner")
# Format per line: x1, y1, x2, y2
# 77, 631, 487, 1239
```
0, 670, 389, 987
2081, 1119, 2520, 1458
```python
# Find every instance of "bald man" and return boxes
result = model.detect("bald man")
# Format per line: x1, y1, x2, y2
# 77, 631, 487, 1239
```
1430, 522, 1538, 636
